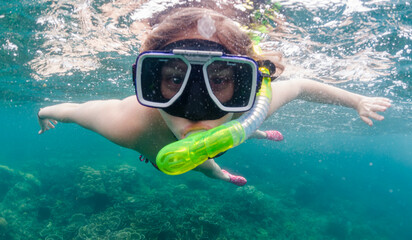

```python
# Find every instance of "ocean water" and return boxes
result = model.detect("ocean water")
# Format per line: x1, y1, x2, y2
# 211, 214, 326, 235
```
1, 0, 411, 239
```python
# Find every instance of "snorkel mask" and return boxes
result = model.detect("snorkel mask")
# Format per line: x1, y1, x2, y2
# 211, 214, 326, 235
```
132, 40, 274, 175
133, 40, 262, 121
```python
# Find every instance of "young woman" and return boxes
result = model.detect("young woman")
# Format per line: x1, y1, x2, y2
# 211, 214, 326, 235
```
37, 8, 391, 186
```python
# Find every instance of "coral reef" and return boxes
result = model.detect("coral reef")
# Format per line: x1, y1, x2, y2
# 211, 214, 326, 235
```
0, 162, 393, 239
0, 165, 42, 239
0, 216, 8, 239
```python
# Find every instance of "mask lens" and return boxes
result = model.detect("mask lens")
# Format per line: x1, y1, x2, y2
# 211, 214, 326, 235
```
205, 59, 255, 109
139, 56, 189, 105
160, 59, 188, 100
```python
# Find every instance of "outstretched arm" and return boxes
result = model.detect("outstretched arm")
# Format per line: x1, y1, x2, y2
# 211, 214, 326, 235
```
37, 96, 156, 147
38, 100, 123, 134
38, 102, 90, 134
268, 79, 391, 126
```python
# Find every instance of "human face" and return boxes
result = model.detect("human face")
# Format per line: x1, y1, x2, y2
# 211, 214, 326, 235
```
140, 32, 253, 135
159, 110, 234, 140
133, 42, 260, 121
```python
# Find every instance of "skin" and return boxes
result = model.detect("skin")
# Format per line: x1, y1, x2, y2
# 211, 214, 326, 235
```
37, 34, 392, 184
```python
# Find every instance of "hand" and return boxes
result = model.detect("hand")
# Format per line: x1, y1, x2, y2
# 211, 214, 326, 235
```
357, 97, 391, 126
37, 108, 58, 134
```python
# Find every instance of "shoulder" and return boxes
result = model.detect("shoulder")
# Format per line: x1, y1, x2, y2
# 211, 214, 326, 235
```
92, 96, 173, 149
111, 96, 165, 134
267, 80, 302, 115
102, 96, 160, 121
271, 80, 301, 100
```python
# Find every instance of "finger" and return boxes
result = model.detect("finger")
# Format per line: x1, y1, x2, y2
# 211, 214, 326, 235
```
378, 97, 392, 102
52, 120, 58, 124
367, 111, 384, 121
47, 122, 55, 129
38, 129, 43, 134
369, 104, 389, 112
376, 99, 392, 107
360, 116, 373, 126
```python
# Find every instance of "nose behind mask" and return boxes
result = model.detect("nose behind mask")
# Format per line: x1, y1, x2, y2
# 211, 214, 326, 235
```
162, 66, 227, 121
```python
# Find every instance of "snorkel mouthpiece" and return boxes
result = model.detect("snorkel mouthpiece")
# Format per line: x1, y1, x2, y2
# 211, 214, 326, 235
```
156, 67, 272, 175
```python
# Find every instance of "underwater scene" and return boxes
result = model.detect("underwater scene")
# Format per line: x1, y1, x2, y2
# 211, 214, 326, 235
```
1, 0, 411, 239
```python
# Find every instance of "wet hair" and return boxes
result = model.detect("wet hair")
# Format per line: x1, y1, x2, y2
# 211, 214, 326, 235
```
141, 7, 284, 77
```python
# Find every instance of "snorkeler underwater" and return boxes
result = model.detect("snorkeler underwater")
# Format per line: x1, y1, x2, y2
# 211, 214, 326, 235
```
1, 0, 411, 239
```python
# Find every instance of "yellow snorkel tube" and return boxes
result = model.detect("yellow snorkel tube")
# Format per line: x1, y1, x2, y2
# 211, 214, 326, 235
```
156, 67, 272, 175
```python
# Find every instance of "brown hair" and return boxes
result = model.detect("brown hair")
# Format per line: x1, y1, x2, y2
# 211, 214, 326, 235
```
141, 7, 284, 77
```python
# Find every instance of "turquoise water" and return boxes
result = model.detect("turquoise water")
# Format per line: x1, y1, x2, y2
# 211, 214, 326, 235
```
1, 0, 411, 239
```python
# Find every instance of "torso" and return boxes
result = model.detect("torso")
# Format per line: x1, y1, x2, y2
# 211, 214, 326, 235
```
119, 79, 294, 164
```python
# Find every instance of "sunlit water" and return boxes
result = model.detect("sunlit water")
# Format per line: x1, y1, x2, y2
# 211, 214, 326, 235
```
0, 0, 411, 239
